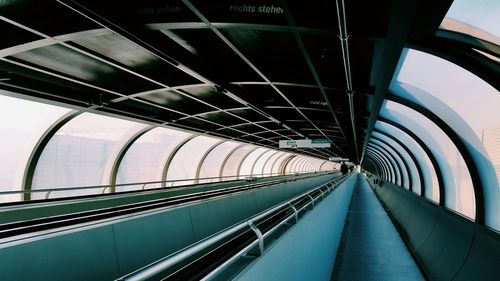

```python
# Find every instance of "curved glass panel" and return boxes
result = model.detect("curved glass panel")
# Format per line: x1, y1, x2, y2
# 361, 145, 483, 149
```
297, 157, 310, 173
333, 161, 340, 171
272, 153, 292, 175
252, 150, 277, 177
323, 161, 330, 170
439, 0, 499, 45
318, 161, 327, 171
372, 139, 408, 189
313, 159, 322, 171
115, 127, 192, 192
239, 147, 268, 178
166, 135, 220, 186
285, 156, 299, 174
372, 132, 420, 193
369, 145, 395, 184
382, 101, 475, 219
376, 121, 437, 198
198, 141, 241, 183
32, 112, 146, 198
321, 161, 338, 172
319, 160, 330, 171
364, 157, 380, 175
303, 158, 315, 172
394, 48, 500, 192
302, 158, 313, 172
298, 158, 309, 173
263, 151, 285, 176
367, 151, 388, 180
0, 93, 71, 202
221, 145, 256, 180
308, 159, 318, 172
290, 156, 307, 173
368, 148, 394, 183
309, 159, 319, 172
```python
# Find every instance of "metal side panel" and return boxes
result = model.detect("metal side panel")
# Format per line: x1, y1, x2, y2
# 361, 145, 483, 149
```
233, 174, 357, 281
0, 226, 120, 281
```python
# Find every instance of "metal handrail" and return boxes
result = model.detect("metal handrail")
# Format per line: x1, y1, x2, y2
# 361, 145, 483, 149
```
0, 171, 326, 199
116, 173, 351, 281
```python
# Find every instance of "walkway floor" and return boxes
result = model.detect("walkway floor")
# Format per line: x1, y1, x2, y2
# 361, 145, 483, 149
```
331, 176, 425, 281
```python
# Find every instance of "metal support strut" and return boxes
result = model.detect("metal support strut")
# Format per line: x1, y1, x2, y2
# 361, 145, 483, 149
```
248, 221, 264, 256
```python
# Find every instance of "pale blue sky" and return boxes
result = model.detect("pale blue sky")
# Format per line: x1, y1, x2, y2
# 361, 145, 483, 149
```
393, 48, 500, 131
446, 0, 500, 38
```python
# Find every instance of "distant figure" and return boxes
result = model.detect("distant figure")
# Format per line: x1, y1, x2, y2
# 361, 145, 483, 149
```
340, 161, 348, 175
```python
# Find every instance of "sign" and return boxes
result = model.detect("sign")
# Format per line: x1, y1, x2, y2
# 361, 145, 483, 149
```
328, 157, 349, 162
279, 139, 331, 148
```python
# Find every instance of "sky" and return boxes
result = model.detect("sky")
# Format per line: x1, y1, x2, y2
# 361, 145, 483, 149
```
445, 0, 500, 38
394, 48, 500, 131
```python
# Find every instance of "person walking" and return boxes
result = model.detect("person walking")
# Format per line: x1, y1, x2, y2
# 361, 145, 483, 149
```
341, 161, 348, 175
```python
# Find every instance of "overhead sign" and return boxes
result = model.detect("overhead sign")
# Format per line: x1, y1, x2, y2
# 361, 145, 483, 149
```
328, 157, 349, 162
279, 139, 331, 148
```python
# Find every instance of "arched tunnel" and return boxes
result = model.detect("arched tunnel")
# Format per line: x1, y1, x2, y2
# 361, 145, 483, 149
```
0, 0, 498, 280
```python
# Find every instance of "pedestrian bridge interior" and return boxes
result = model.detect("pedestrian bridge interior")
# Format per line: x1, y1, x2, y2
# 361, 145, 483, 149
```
0, 0, 499, 280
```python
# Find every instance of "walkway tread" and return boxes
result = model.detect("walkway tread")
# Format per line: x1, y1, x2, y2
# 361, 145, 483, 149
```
332, 176, 425, 281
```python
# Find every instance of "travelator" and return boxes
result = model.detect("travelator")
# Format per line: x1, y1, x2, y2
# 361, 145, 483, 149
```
2, 171, 500, 281
0, 171, 348, 281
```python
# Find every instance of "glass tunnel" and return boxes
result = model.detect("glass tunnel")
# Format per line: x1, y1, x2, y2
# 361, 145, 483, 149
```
364, 44, 500, 228
0, 0, 499, 280
0, 95, 338, 202
0, 0, 497, 232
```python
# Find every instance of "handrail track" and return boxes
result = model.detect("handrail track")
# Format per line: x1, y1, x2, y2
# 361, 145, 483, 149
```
116, 173, 351, 281
0, 174, 326, 239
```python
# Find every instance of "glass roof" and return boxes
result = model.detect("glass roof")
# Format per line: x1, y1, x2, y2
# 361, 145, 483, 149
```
392, 48, 500, 193
439, 0, 500, 45
32, 112, 147, 196
116, 127, 192, 191
0, 93, 71, 202
393, 48, 499, 131
381, 101, 475, 219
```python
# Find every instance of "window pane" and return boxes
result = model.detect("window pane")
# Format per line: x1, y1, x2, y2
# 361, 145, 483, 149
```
317, 161, 325, 170
439, 0, 499, 45
221, 145, 256, 180
308, 160, 318, 172
198, 141, 241, 183
0, 93, 71, 203
372, 139, 408, 189
273, 153, 292, 175
32, 112, 147, 198
301, 158, 313, 173
306, 158, 315, 172
382, 101, 475, 219
372, 132, 420, 192
115, 127, 192, 192
295, 158, 306, 173
309, 160, 318, 172
321, 161, 338, 172
376, 122, 437, 198
286, 156, 301, 173
310, 160, 318, 171
166, 135, 220, 186
302, 159, 312, 172
368, 148, 394, 183
292, 156, 307, 173
262, 152, 287, 177
252, 150, 276, 177
262, 151, 286, 177
319, 161, 327, 171
393, 48, 500, 192
239, 147, 268, 178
